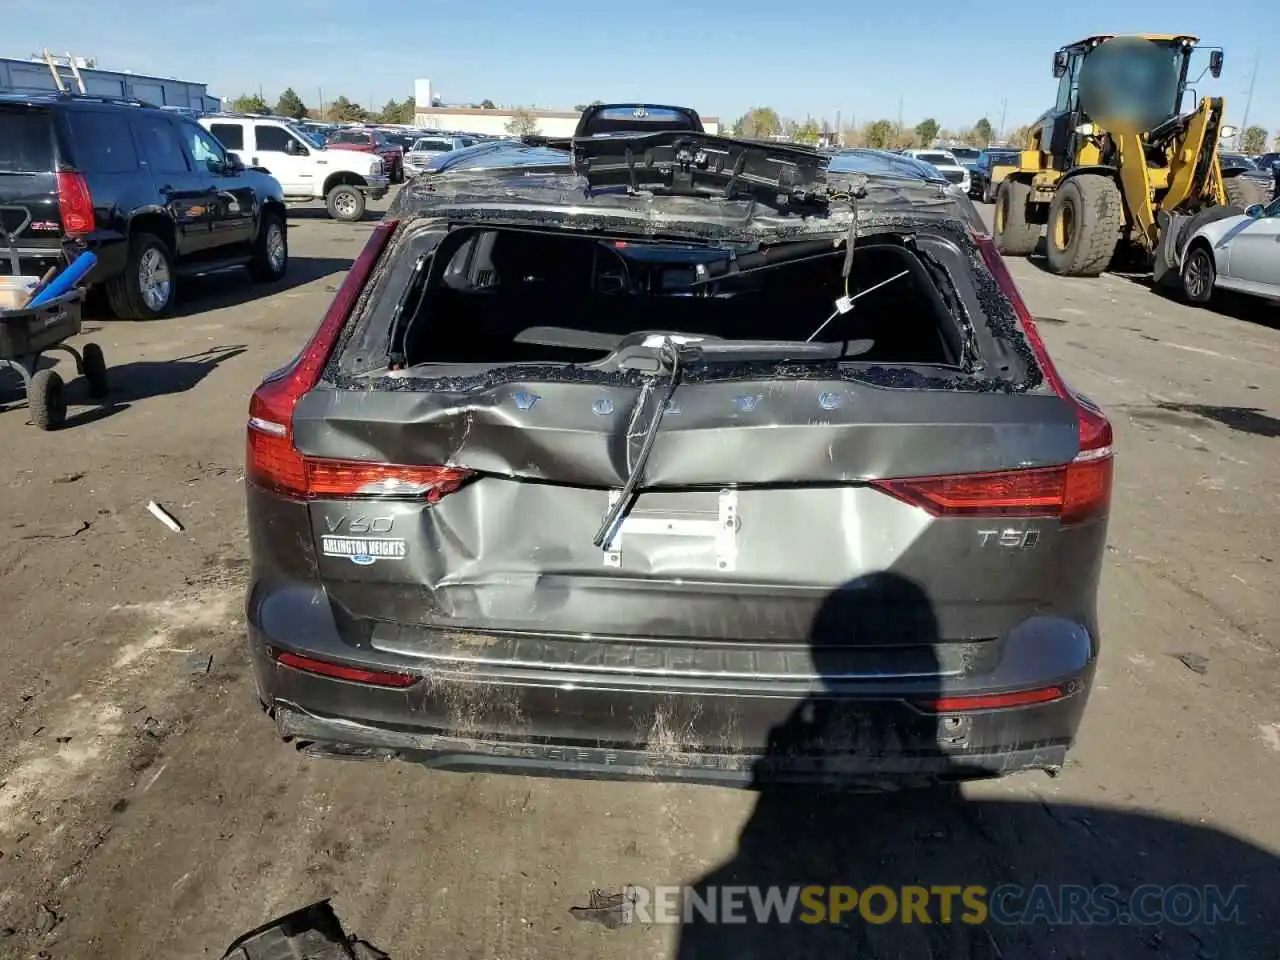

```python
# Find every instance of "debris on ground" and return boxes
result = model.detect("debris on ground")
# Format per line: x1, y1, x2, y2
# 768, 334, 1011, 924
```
51, 472, 85, 484
569, 889, 634, 929
19, 520, 91, 541
184, 653, 213, 675
146, 500, 184, 533
1174, 652, 1209, 675
33, 903, 58, 935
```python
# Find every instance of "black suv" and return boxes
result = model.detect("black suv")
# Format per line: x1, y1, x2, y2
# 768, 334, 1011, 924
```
0, 94, 288, 320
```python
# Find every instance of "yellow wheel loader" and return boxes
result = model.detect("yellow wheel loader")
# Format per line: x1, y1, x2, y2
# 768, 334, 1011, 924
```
994, 35, 1273, 280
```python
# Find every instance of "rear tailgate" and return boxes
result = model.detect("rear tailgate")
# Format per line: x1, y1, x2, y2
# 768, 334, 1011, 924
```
286, 226, 1106, 657
294, 382, 1086, 647
0, 105, 63, 268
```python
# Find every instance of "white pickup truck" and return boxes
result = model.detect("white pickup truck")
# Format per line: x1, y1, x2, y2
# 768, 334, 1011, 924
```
199, 115, 390, 221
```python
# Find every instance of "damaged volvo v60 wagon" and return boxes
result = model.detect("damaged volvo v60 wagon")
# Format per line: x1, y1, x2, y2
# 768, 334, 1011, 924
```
244, 132, 1114, 787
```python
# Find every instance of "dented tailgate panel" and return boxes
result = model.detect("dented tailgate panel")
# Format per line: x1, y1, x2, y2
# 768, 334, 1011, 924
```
297, 378, 1086, 645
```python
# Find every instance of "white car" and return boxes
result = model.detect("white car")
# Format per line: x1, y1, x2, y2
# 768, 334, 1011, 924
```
404, 135, 478, 177
200, 115, 391, 222
1181, 196, 1280, 305
902, 149, 971, 194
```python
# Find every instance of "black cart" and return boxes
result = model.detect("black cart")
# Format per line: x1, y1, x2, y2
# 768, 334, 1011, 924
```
0, 212, 108, 430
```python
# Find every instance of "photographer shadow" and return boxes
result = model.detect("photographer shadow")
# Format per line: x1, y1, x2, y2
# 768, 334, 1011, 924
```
676, 572, 1278, 959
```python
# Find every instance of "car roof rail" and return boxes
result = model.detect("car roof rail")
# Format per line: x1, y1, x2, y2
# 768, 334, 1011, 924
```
5, 91, 160, 109
203, 111, 291, 121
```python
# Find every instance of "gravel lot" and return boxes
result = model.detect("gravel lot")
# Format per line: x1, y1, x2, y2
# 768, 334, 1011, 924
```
0, 194, 1277, 959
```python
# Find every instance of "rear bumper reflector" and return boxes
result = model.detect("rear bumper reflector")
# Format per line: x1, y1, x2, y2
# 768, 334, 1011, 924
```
914, 685, 1065, 713
273, 649, 419, 688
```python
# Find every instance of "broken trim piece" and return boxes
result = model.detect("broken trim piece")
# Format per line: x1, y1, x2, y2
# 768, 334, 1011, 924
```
565, 130, 869, 212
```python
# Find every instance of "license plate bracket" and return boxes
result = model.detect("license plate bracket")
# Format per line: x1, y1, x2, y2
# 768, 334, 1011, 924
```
602, 488, 739, 570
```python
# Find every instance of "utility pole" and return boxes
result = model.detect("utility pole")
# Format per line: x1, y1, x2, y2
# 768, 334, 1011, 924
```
318, 87, 324, 120
897, 96, 903, 132
999, 98, 1008, 140
835, 109, 842, 147
1238, 48, 1259, 150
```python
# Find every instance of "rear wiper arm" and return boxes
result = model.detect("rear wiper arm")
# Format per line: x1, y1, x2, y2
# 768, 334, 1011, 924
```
592, 338, 685, 548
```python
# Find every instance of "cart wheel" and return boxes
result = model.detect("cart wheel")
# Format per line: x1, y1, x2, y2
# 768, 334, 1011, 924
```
81, 342, 109, 399
29, 369, 66, 431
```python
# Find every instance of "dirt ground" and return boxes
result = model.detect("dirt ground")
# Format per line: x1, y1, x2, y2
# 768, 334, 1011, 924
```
0, 194, 1277, 959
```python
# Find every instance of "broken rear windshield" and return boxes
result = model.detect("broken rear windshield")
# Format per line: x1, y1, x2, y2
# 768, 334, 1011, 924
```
357, 225, 981, 380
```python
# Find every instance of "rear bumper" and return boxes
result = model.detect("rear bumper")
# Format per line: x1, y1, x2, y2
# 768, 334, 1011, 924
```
247, 582, 1096, 788
274, 703, 1069, 786
2, 234, 126, 284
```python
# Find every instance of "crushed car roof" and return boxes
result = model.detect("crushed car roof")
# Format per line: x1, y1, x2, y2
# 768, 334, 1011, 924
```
393, 131, 984, 240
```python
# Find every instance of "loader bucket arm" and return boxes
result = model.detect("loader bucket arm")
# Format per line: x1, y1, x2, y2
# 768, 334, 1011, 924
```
1115, 133, 1158, 250
1116, 96, 1227, 252
1162, 96, 1227, 211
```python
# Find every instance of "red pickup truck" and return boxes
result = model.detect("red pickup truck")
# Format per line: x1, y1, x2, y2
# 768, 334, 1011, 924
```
324, 128, 404, 183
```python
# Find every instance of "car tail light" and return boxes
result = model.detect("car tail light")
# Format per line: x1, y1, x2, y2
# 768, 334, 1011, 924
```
245, 220, 472, 501
872, 238, 1113, 527
56, 171, 94, 235
274, 649, 418, 688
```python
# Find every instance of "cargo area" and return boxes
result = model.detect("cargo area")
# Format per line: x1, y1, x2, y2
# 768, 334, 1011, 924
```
395, 226, 969, 370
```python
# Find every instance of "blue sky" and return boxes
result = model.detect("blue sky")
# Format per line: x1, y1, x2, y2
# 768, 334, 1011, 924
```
4, 0, 1276, 138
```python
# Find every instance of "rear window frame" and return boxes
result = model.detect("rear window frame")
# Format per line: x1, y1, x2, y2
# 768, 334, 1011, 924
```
0, 105, 58, 173
328, 215, 1044, 395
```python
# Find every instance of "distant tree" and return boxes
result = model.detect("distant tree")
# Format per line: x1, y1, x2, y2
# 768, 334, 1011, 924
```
1241, 126, 1267, 155
840, 124, 862, 147
794, 119, 821, 145
574, 104, 588, 112
327, 96, 366, 122
274, 88, 307, 120
1009, 124, 1034, 149
480, 99, 496, 110
732, 106, 782, 140
889, 126, 918, 149
231, 93, 269, 114
782, 118, 799, 139
914, 118, 940, 147
969, 117, 994, 146
505, 108, 540, 136
1273, 130, 1280, 151
378, 98, 414, 124
863, 119, 895, 149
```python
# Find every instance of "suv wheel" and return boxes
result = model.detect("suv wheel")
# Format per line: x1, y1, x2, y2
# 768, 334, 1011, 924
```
106, 233, 175, 320
326, 185, 366, 222
248, 212, 288, 282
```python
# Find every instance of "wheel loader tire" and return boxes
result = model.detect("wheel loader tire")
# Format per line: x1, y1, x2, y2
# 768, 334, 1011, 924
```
1046, 174, 1122, 277
1224, 175, 1270, 210
994, 178, 1040, 256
